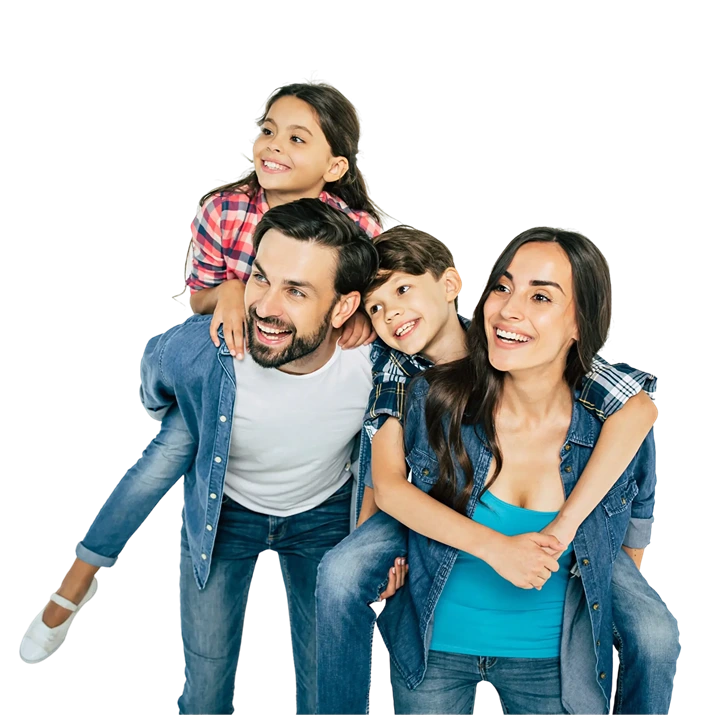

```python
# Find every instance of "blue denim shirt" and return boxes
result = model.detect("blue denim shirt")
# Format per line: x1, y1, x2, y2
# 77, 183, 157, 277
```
375, 376, 656, 714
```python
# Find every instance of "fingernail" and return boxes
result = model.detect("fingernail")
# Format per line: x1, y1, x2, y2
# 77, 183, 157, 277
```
230, 350, 236, 356
391, 567, 395, 574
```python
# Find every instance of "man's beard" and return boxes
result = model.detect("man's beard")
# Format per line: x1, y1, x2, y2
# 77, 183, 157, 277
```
245, 302, 337, 369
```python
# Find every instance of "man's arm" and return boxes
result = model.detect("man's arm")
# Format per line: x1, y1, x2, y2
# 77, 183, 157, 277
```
544, 391, 657, 546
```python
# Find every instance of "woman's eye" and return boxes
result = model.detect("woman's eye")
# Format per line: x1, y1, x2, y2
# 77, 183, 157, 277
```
369, 304, 382, 315
397, 285, 410, 295
290, 135, 305, 143
533, 293, 551, 303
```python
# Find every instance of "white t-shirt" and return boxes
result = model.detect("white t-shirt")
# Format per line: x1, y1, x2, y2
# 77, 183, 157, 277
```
223, 343, 373, 516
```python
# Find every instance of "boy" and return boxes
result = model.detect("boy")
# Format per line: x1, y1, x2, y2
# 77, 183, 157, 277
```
316, 226, 678, 714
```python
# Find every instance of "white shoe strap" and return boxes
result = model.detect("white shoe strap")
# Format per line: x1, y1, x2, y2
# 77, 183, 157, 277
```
49, 593, 79, 612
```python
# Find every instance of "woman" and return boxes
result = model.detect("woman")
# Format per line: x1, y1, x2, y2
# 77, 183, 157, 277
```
371, 228, 661, 714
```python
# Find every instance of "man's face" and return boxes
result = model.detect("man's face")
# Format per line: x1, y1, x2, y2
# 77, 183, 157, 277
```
244, 229, 341, 369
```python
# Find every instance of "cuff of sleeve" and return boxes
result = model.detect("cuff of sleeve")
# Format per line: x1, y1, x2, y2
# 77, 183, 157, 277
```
623, 516, 654, 549
76, 542, 118, 568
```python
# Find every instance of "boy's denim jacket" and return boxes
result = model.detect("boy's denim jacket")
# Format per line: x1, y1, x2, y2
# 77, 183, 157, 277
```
369, 375, 656, 714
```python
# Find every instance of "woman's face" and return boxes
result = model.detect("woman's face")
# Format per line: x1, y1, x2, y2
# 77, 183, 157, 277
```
483, 241, 578, 376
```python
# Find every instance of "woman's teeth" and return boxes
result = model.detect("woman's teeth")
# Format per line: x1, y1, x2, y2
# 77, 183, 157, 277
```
496, 328, 530, 342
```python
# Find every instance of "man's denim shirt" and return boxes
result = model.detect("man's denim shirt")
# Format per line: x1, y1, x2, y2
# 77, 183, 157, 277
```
372, 376, 656, 714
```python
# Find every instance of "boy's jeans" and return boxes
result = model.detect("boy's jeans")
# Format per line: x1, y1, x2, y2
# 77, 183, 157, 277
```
315, 511, 679, 715
179, 480, 351, 715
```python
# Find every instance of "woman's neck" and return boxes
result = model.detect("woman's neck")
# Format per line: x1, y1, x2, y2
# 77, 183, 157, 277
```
498, 364, 573, 429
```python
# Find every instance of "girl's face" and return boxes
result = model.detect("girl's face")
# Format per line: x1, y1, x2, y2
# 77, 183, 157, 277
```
253, 96, 348, 200
483, 242, 578, 376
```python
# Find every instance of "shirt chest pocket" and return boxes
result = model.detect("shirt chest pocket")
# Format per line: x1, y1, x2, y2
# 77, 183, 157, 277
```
406, 446, 440, 490
601, 479, 639, 561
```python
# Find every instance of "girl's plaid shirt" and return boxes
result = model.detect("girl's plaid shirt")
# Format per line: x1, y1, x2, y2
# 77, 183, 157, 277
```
186, 187, 382, 292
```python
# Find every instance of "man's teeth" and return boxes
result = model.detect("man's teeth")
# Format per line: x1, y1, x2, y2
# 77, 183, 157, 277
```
496, 328, 529, 342
396, 321, 416, 336
264, 161, 287, 170
259, 324, 289, 335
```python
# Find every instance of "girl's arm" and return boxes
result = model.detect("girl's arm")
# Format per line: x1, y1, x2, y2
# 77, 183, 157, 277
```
190, 280, 247, 359
543, 391, 657, 547
372, 418, 563, 590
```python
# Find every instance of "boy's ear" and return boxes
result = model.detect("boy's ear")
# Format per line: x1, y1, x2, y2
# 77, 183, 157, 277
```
323, 156, 349, 183
331, 291, 361, 328
441, 267, 462, 304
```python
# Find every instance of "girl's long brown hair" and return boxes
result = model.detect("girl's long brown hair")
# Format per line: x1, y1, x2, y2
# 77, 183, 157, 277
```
200, 82, 381, 223
424, 228, 612, 515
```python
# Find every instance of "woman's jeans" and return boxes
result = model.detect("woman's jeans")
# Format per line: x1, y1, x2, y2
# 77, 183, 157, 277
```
316, 511, 679, 714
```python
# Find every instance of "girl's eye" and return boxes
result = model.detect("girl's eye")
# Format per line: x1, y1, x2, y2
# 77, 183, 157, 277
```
260, 127, 272, 136
290, 135, 305, 144
533, 293, 551, 303
369, 304, 382, 315
397, 285, 410, 295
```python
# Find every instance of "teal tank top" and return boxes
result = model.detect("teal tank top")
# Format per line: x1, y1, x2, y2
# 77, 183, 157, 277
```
430, 491, 574, 658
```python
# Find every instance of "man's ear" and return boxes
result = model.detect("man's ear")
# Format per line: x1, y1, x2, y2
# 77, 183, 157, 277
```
441, 267, 462, 304
323, 156, 349, 183
331, 291, 361, 328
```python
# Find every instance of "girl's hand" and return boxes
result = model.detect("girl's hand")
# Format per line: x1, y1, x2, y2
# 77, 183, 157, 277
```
485, 533, 564, 590
211, 280, 247, 359
338, 311, 376, 349
379, 557, 409, 601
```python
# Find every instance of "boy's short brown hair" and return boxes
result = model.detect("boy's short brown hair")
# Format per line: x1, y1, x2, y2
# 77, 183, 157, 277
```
365, 225, 457, 297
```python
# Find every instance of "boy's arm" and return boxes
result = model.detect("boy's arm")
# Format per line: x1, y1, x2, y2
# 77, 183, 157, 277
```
356, 485, 379, 527
544, 390, 658, 547
372, 417, 563, 590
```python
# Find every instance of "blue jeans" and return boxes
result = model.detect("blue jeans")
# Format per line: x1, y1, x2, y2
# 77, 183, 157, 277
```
77, 407, 195, 567
316, 512, 679, 714
179, 480, 351, 715
391, 651, 565, 714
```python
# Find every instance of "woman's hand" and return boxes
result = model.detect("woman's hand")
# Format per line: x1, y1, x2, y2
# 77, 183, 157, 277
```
378, 556, 409, 601
211, 280, 247, 358
485, 533, 564, 590
338, 311, 376, 349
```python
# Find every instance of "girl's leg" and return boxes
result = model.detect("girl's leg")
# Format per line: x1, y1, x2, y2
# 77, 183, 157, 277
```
489, 657, 567, 714
390, 650, 479, 715
40, 407, 195, 628
611, 548, 680, 714
315, 510, 408, 714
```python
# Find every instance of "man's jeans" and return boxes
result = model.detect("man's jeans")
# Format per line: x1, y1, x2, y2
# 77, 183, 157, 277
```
391, 651, 566, 714
316, 511, 679, 715
179, 480, 352, 715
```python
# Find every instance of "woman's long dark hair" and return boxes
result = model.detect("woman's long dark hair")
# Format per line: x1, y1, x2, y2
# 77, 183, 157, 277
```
424, 228, 612, 514
200, 82, 382, 223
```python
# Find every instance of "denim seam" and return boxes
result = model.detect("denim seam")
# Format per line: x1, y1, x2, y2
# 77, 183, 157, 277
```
612, 621, 625, 714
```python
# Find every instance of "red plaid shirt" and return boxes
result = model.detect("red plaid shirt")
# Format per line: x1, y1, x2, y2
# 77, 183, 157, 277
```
187, 187, 382, 292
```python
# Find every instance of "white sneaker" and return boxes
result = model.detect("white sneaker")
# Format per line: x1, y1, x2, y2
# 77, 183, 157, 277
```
19, 578, 98, 664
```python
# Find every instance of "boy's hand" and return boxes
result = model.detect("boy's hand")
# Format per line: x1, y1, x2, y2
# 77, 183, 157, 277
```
211, 280, 247, 359
540, 514, 578, 558
378, 557, 409, 601
484, 533, 564, 590
338, 311, 376, 349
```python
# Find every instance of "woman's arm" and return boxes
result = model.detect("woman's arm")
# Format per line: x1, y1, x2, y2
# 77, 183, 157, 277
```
544, 391, 657, 546
372, 418, 563, 590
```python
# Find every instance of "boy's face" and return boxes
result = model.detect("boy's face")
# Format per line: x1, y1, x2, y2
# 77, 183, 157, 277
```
363, 270, 458, 358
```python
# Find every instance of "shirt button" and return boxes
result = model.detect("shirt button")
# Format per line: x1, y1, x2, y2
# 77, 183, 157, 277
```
344, 462, 351, 470
214, 456, 222, 463
564, 444, 571, 451
596, 640, 601, 647
220, 415, 227, 423
422, 468, 430, 476
593, 603, 600, 610
201, 554, 207, 560
206, 524, 213, 531
621, 497, 627, 504
565, 466, 572, 473
582, 558, 590, 566
600, 672, 606, 680
210, 493, 217, 500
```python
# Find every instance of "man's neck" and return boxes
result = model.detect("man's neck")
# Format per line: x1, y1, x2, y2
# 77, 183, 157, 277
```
421, 310, 468, 365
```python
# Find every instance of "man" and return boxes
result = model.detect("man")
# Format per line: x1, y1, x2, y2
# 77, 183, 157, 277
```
138, 198, 379, 714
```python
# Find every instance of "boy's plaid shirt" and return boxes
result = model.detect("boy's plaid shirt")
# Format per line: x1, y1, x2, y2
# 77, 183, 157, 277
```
186, 187, 382, 292
364, 316, 657, 442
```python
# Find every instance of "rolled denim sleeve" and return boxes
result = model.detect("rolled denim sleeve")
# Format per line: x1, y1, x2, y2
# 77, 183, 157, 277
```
624, 428, 657, 548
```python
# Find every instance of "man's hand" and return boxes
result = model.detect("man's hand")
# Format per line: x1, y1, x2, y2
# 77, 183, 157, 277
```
378, 557, 408, 601
210, 280, 247, 359
484, 533, 564, 590
338, 311, 376, 349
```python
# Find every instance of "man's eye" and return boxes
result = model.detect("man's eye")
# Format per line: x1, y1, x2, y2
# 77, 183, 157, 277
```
252, 273, 267, 283
289, 289, 305, 298
397, 285, 410, 295
369, 304, 382, 315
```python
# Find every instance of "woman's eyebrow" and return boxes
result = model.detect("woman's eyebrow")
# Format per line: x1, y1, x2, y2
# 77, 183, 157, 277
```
530, 279, 564, 294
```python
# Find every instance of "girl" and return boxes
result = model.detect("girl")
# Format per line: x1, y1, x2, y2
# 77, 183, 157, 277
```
20, 81, 382, 664
371, 229, 670, 714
